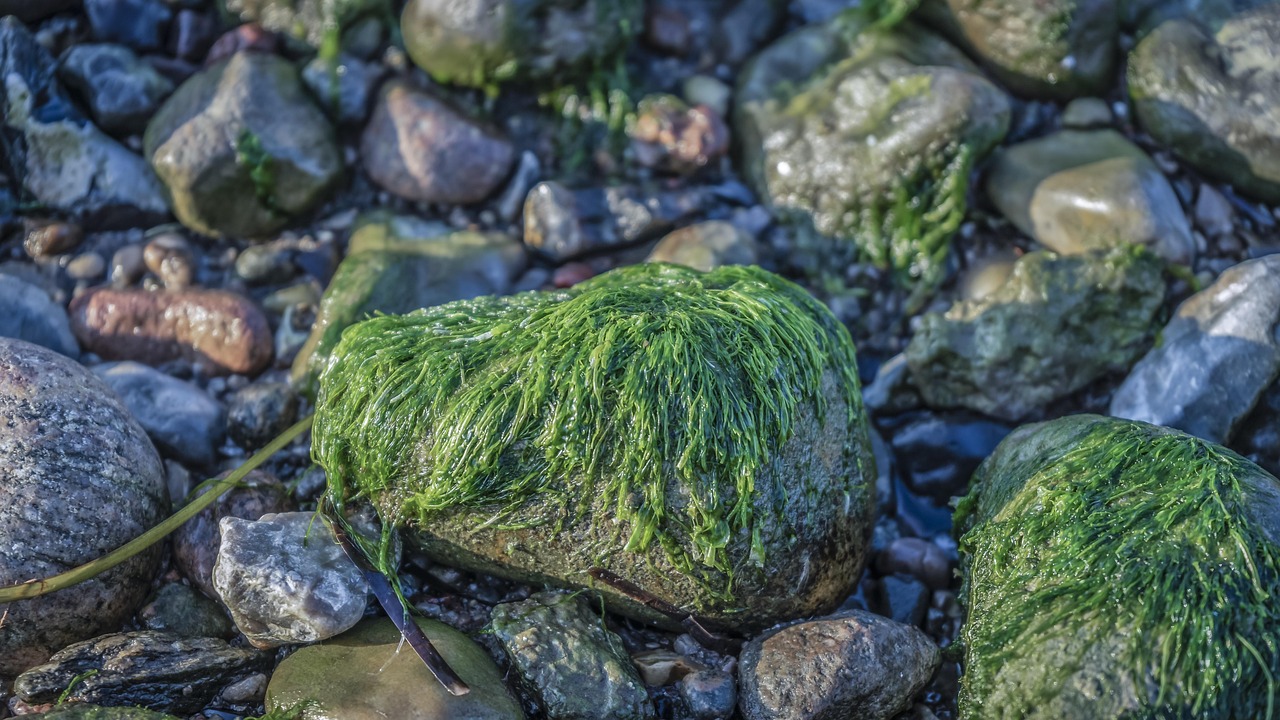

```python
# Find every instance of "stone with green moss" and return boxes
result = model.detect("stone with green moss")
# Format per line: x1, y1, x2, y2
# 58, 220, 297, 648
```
313, 263, 875, 632
956, 414, 1280, 719
917, 0, 1118, 98
144, 52, 343, 239
291, 213, 526, 392
400, 0, 642, 88
735, 13, 1009, 298
222, 0, 389, 50
31, 706, 179, 720
905, 246, 1164, 421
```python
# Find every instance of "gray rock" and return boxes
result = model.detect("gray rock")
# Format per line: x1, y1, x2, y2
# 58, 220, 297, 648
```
1111, 255, 1280, 443
84, 0, 171, 51
0, 274, 78, 357
491, 592, 654, 720
401, 0, 641, 87
292, 213, 526, 391
874, 574, 929, 628
360, 80, 514, 205
58, 44, 175, 136
13, 631, 268, 715
918, 0, 1118, 98
735, 15, 1009, 290
302, 52, 387, 126
524, 182, 708, 262
173, 470, 294, 598
138, 582, 235, 639
144, 51, 343, 239
679, 670, 736, 720
93, 361, 224, 467
1129, 5, 1280, 202
1194, 184, 1235, 237
876, 537, 954, 591
226, 381, 299, 450
214, 512, 368, 648
224, 0, 386, 48
235, 241, 298, 285
738, 610, 940, 720
647, 221, 759, 272
0, 339, 167, 676
265, 618, 525, 719
906, 247, 1165, 421
1060, 97, 1113, 128
496, 150, 542, 223
985, 129, 1194, 264
886, 412, 1013, 502
0, 18, 168, 228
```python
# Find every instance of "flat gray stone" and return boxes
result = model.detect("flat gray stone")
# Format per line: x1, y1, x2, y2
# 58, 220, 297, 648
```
93, 361, 223, 466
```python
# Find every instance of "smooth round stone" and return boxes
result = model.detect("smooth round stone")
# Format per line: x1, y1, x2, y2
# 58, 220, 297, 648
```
67, 252, 107, 281
646, 221, 759, 272
265, 618, 525, 720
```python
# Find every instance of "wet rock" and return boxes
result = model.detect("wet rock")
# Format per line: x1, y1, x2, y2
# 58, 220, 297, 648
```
302, 52, 387, 126
360, 80, 514, 205
1060, 97, 1113, 128
67, 252, 106, 281
92, 361, 223, 467
630, 95, 730, 175
169, 9, 219, 63
227, 381, 299, 450
401, 0, 641, 87
957, 415, 1280, 718
885, 412, 1013, 500
0, 339, 167, 676
679, 670, 736, 720
138, 582, 235, 639
223, 0, 386, 49
24, 220, 83, 257
84, 0, 171, 51
234, 241, 297, 285
110, 244, 145, 286
144, 51, 343, 239
647, 221, 759, 271
58, 44, 175, 136
70, 287, 274, 376
985, 129, 1194, 264
738, 610, 940, 720
1129, 5, 1280, 202
1111, 255, 1280, 443
142, 233, 195, 290
173, 470, 293, 597
0, 18, 168, 228
0, 274, 79, 357
918, 0, 1118, 98
736, 15, 1009, 290
1195, 184, 1235, 238
876, 538, 953, 591
28, 705, 180, 719
524, 182, 706, 262
265, 618, 525, 719
874, 574, 929, 627
905, 247, 1165, 421
13, 632, 268, 715
314, 264, 876, 632
491, 592, 654, 719
292, 213, 525, 390
214, 512, 368, 648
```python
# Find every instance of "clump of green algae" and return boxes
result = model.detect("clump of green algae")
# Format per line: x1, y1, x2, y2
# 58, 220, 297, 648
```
957, 415, 1280, 719
312, 263, 866, 595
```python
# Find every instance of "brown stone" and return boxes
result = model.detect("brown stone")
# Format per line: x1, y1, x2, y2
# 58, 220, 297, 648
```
69, 287, 273, 375
360, 80, 514, 205
631, 98, 729, 175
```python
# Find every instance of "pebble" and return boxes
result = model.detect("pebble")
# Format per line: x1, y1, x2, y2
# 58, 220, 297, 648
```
682, 75, 732, 119
630, 96, 730, 175
0, 339, 166, 676
738, 610, 940, 720
1195, 184, 1236, 238
0, 274, 79, 357
168, 9, 219, 62
876, 538, 953, 591
645, 4, 691, 54
92, 361, 224, 467
138, 582, 235, 639
214, 512, 369, 648
67, 252, 106, 280
143, 232, 196, 290
226, 381, 299, 450
524, 182, 707, 262
111, 244, 146, 285
13, 631, 267, 715
301, 51, 387, 126
874, 574, 930, 628
235, 241, 297, 285
24, 220, 83, 258
647, 221, 758, 272
1060, 97, 1113, 129
70, 287, 274, 376
360, 80, 515, 205
58, 43, 175, 135
885, 412, 1013, 501
678, 670, 736, 720
83, 0, 171, 51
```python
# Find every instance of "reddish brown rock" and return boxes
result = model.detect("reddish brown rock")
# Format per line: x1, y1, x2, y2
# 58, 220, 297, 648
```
360, 80, 514, 205
630, 96, 729, 175
70, 287, 273, 375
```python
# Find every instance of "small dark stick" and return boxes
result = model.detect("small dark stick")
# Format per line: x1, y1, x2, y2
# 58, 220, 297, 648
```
331, 520, 470, 696
588, 567, 743, 654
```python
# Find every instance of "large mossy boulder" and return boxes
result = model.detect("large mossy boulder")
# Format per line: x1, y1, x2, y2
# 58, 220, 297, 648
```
312, 263, 875, 632
735, 13, 1009, 294
400, 0, 642, 88
957, 414, 1280, 718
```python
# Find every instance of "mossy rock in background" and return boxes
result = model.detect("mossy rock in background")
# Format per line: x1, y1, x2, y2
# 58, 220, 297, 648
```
957, 414, 1280, 719
313, 263, 875, 632
400, 0, 642, 88
221, 0, 389, 49
735, 12, 1009, 299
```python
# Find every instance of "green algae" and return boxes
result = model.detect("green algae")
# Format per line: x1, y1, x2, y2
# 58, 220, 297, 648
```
312, 263, 865, 594
957, 415, 1280, 719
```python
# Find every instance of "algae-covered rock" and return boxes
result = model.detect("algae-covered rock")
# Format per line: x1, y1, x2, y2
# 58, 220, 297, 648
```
735, 13, 1009, 294
957, 414, 1280, 719
906, 247, 1164, 421
292, 213, 526, 391
223, 0, 388, 49
313, 263, 875, 632
401, 0, 642, 88
31, 706, 180, 720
